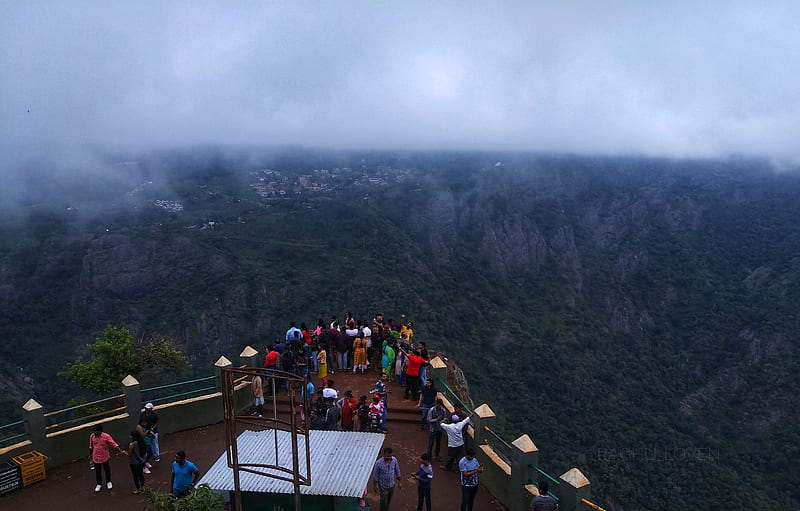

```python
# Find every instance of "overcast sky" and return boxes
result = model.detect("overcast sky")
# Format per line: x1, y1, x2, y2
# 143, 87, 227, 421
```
2, 0, 799, 172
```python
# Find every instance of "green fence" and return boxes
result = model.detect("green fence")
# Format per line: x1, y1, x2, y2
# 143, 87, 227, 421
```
0, 419, 27, 447
141, 375, 217, 405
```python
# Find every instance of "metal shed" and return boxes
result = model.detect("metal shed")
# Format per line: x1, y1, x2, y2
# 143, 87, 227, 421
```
198, 429, 385, 511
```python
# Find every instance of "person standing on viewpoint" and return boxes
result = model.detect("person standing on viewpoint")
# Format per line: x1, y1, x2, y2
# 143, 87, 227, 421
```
442, 413, 473, 472
136, 418, 155, 473
127, 429, 147, 494
413, 452, 434, 511
171, 450, 200, 497
139, 402, 161, 462
426, 398, 447, 460
251, 373, 264, 417
417, 378, 437, 430
459, 448, 484, 511
352, 331, 368, 373
89, 424, 126, 492
372, 447, 402, 511
317, 345, 329, 386
399, 345, 425, 401
370, 373, 390, 432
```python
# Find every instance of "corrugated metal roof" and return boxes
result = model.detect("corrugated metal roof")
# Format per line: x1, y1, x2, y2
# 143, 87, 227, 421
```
197, 429, 386, 498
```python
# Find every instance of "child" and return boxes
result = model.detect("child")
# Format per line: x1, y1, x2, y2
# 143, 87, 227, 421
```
413, 453, 433, 511
368, 394, 385, 433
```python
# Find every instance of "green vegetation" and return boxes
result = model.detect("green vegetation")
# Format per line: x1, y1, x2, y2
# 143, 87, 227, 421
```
1, 149, 799, 509
144, 483, 225, 511
60, 326, 141, 393
60, 326, 187, 393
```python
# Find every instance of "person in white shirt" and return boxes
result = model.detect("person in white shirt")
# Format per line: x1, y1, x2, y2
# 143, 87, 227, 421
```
362, 323, 372, 366
322, 379, 339, 400
441, 413, 473, 472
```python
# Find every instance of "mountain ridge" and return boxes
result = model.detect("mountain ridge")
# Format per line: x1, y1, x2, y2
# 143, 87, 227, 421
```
1, 149, 798, 510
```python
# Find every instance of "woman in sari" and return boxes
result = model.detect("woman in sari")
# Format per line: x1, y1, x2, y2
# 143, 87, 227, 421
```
352, 332, 368, 373
383, 340, 396, 381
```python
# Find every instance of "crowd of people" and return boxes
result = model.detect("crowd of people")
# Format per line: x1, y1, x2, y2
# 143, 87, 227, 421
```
86, 310, 556, 508
256, 313, 429, 432
254, 312, 531, 511
86, 402, 199, 498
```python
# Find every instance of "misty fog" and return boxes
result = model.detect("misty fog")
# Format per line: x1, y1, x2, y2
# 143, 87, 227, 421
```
2, 0, 799, 201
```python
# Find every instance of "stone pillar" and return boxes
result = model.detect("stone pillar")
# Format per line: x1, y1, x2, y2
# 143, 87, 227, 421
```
215, 356, 233, 390
22, 399, 46, 452
122, 375, 141, 431
556, 467, 591, 511
471, 403, 496, 446
510, 435, 539, 511
429, 356, 447, 389
239, 346, 260, 367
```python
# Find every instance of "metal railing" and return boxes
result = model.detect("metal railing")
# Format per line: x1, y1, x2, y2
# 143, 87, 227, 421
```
0, 372, 225, 449
530, 464, 561, 487
436, 377, 519, 468
233, 365, 250, 384
483, 425, 513, 465
436, 377, 473, 414
0, 419, 27, 446
528, 465, 561, 501
43, 394, 126, 432
581, 498, 607, 511
141, 375, 217, 405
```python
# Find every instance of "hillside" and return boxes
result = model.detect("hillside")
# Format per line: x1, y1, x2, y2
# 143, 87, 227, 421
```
1, 149, 799, 510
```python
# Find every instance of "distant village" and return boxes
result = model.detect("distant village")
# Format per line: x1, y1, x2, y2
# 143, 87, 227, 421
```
134, 160, 502, 214
248, 165, 412, 199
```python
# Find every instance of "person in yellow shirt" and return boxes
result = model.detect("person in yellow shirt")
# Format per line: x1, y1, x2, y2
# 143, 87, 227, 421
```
400, 316, 414, 341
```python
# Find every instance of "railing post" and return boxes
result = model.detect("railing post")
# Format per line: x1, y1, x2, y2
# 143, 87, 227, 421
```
429, 356, 447, 387
239, 346, 259, 367
122, 375, 141, 431
510, 434, 539, 511
22, 399, 46, 452
215, 356, 233, 390
472, 403, 495, 447
556, 467, 591, 511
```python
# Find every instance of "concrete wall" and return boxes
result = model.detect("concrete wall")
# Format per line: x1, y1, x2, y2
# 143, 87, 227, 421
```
0, 351, 255, 468
0, 352, 594, 511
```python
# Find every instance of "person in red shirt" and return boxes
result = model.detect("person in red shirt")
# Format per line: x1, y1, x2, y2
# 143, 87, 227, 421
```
301, 322, 312, 345
263, 345, 279, 396
264, 345, 279, 368
89, 424, 126, 492
399, 347, 426, 401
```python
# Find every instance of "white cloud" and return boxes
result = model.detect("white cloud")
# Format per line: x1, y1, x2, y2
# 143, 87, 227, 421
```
2, 0, 799, 170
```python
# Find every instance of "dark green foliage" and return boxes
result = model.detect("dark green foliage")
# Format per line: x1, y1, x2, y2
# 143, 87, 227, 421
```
60, 326, 142, 393
144, 483, 224, 511
1, 149, 799, 510
140, 337, 190, 372
59, 326, 188, 393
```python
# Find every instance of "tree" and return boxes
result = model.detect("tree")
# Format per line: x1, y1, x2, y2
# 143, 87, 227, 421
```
60, 326, 188, 393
